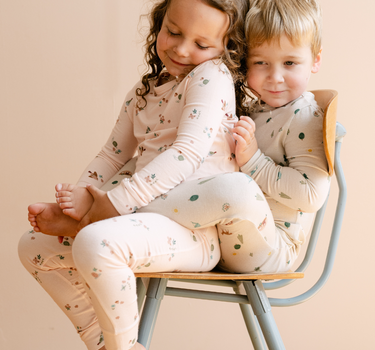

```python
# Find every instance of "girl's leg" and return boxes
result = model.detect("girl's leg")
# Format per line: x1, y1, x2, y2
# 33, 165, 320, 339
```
18, 230, 105, 350
137, 172, 296, 273
72, 212, 219, 350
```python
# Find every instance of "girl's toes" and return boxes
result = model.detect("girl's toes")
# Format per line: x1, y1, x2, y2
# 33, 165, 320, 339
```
58, 195, 72, 203
56, 191, 72, 199
59, 202, 73, 210
59, 183, 75, 192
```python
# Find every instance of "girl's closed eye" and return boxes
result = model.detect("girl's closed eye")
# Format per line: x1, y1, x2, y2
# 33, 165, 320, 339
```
167, 28, 179, 36
196, 42, 209, 50
253, 61, 266, 65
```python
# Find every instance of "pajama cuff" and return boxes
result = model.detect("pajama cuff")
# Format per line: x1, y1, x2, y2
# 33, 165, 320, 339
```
240, 149, 262, 175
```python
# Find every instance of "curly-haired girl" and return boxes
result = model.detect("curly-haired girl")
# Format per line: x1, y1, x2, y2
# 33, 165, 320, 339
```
20, 1, 252, 349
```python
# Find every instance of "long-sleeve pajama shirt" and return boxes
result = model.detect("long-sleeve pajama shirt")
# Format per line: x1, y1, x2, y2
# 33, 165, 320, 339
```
18, 58, 330, 350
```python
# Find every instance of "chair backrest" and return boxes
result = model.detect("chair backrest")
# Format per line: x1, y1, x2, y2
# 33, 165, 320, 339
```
313, 89, 338, 176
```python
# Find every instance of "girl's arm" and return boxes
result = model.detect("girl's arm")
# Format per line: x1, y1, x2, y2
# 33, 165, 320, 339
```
75, 94, 138, 188
107, 61, 237, 215
240, 104, 330, 213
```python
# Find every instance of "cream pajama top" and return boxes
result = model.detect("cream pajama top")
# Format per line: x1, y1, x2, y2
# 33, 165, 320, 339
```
241, 92, 331, 254
76, 59, 238, 214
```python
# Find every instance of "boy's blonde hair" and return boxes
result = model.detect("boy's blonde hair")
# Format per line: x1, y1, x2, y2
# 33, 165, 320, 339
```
245, 0, 322, 57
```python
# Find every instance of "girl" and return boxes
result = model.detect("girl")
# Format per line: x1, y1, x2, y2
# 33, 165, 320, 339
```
19, 0, 251, 349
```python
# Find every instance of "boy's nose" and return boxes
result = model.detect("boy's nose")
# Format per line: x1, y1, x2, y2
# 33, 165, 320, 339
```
268, 68, 284, 83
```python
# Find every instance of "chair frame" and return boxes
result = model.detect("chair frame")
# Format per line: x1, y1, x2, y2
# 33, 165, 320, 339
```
135, 90, 347, 350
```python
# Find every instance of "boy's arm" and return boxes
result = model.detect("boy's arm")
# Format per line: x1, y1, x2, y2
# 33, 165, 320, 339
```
240, 105, 330, 213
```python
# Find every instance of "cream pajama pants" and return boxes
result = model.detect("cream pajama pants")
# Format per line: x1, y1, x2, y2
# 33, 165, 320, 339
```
18, 161, 295, 350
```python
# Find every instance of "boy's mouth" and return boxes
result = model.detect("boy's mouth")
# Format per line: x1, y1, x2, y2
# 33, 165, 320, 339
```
267, 90, 285, 94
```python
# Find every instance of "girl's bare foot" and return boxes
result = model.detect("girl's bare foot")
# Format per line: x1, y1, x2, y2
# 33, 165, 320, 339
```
28, 202, 79, 236
55, 183, 94, 221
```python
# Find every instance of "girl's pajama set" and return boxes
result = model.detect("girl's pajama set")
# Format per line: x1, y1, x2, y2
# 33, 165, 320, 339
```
18, 57, 329, 350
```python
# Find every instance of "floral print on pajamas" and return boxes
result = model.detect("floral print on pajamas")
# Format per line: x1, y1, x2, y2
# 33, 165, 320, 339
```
18, 59, 238, 350
240, 92, 331, 256
75, 59, 239, 214
18, 66, 329, 349
19, 217, 219, 350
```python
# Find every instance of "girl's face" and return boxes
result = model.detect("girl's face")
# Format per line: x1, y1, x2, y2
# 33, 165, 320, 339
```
156, 0, 229, 78
247, 35, 322, 108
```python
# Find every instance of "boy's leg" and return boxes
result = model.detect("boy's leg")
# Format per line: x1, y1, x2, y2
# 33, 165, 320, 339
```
137, 172, 294, 273
18, 230, 105, 350
137, 172, 265, 229
73, 212, 219, 350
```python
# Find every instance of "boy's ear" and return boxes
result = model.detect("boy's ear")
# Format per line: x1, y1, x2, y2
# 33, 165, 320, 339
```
311, 47, 322, 73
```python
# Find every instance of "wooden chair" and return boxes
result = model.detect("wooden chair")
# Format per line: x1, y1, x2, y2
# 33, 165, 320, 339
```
135, 89, 346, 350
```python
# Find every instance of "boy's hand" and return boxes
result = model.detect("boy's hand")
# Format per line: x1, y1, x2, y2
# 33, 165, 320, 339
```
76, 184, 120, 232
233, 116, 258, 167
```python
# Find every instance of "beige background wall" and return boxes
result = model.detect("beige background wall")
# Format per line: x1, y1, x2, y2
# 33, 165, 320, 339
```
1, 0, 373, 349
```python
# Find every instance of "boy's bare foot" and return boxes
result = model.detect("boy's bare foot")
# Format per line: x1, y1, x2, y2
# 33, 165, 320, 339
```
28, 202, 79, 236
55, 183, 94, 221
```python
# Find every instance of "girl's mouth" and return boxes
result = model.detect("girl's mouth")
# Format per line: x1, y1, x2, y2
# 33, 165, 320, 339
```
170, 57, 190, 66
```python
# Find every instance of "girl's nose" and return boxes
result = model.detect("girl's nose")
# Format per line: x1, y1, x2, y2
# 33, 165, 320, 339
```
173, 40, 189, 57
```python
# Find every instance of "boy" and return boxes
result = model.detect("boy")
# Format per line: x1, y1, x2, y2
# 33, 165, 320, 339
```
232, 0, 329, 261
234, 0, 323, 166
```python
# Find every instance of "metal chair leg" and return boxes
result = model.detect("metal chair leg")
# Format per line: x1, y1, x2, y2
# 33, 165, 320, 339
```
136, 277, 147, 312
243, 280, 286, 350
233, 283, 268, 350
138, 278, 168, 350
239, 303, 268, 350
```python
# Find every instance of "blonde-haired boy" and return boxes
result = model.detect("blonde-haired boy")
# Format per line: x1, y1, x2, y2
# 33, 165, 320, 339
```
233, 0, 329, 261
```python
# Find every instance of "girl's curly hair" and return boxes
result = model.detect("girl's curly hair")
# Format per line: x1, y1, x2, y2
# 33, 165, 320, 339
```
136, 0, 251, 117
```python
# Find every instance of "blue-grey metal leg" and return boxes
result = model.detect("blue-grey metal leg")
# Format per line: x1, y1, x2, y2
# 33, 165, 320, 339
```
233, 283, 267, 350
239, 303, 268, 350
138, 278, 168, 350
137, 277, 147, 312
243, 280, 286, 350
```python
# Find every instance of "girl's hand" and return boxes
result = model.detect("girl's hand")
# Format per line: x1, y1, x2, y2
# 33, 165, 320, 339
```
76, 184, 120, 232
233, 116, 258, 167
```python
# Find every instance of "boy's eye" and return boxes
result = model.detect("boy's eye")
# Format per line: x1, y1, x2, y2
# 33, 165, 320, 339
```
285, 61, 295, 66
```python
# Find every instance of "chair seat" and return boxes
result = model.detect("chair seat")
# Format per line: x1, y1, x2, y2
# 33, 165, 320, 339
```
135, 270, 304, 280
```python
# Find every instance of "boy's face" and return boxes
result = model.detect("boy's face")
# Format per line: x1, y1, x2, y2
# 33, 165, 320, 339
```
247, 35, 322, 108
